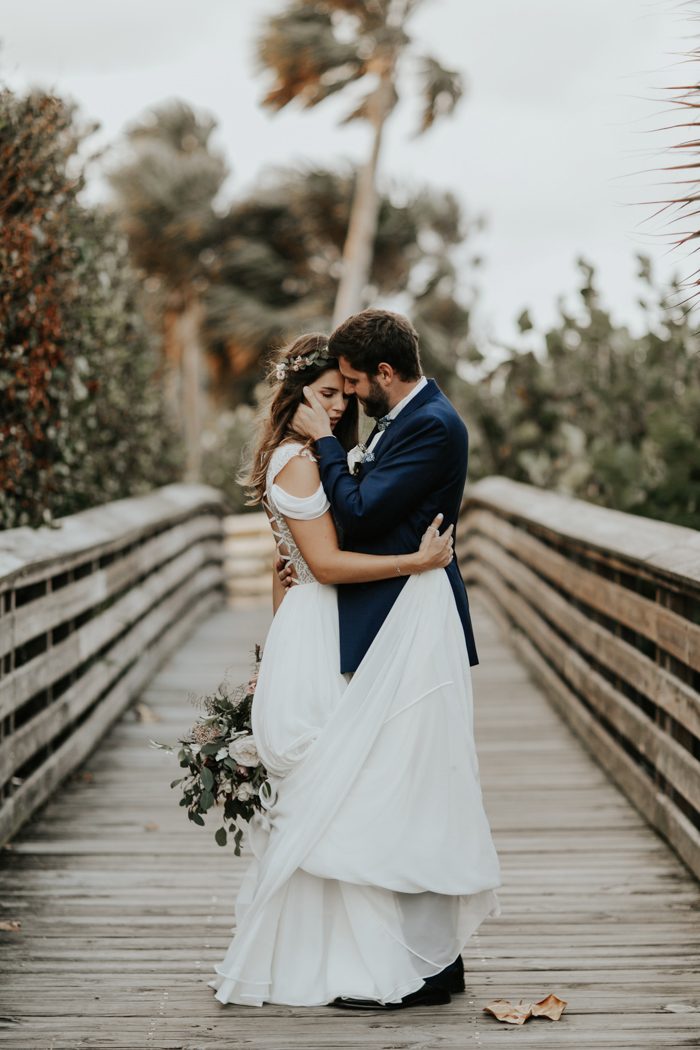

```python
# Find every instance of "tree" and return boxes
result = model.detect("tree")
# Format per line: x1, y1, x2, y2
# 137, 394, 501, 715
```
201, 165, 480, 400
0, 87, 182, 529
455, 257, 700, 529
256, 0, 464, 323
107, 101, 228, 480
195, 165, 481, 511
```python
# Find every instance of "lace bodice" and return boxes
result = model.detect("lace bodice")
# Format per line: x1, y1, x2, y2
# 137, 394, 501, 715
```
263, 442, 330, 586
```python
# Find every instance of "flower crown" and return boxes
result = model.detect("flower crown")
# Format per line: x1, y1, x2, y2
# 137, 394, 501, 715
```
273, 346, 334, 383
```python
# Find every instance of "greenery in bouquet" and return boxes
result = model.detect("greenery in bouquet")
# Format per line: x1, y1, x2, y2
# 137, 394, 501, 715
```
153, 646, 270, 854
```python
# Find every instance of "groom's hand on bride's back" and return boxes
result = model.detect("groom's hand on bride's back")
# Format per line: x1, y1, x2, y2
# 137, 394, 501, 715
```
276, 555, 297, 589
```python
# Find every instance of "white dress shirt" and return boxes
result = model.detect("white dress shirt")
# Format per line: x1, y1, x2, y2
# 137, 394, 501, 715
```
365, 375, 428, 456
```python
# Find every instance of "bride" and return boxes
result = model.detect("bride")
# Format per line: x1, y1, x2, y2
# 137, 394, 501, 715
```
209, 332, 501, 1009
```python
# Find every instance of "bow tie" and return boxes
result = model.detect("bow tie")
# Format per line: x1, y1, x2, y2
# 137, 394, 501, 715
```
376, 414, 393, 432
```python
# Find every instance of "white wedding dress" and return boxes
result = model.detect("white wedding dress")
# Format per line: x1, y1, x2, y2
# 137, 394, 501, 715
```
210, 441, 501, 1007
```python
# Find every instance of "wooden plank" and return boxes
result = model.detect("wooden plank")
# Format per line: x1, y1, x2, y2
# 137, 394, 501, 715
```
462, 533, 700, 741
224, 511, 275, 600
0, 539, 223, 721
472, 581, 700, 880
224, 511, 270, 537
0, 563, 222, 787
0, 514, 222, 661
0, 596, 699, 1050
0, 483, 223, 593
465, 475, 700, 588
465, 538, 700, 813
0, 577, 222, 846
462, 507, 700, 672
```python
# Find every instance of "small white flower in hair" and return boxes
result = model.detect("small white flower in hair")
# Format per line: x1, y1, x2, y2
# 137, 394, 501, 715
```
272, 345, 333, 383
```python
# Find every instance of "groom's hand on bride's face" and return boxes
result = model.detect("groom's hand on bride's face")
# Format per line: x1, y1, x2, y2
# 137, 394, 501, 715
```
292, 386, 333, 441
275, 555, 296, 589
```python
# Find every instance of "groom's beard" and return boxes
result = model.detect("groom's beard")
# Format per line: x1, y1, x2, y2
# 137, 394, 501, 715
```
360, 378, 391, 419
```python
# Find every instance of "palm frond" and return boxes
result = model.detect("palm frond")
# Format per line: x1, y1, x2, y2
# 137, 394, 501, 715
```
416, 56, 464, 134
256, 5, 367, 110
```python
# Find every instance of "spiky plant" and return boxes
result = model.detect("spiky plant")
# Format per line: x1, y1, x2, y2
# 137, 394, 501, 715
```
647, 3, 700, 306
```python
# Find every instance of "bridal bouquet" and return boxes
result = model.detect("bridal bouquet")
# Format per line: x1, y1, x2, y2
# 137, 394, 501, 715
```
152, 645, 271, 854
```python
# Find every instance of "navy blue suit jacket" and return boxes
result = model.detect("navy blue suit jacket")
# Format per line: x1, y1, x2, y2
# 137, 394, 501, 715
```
314, 378, 478, 675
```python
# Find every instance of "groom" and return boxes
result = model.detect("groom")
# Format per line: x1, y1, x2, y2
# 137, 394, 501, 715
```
283, 308, 478, 1010
289, 307, 478, 677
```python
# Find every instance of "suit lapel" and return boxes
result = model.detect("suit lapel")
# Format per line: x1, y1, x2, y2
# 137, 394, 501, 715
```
365, 379, 440, 471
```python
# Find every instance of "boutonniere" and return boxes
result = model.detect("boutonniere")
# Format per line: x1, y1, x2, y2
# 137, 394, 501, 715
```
347, 442, 375, 477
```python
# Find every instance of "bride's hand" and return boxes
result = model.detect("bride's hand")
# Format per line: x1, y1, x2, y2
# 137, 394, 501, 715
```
416, 513, 455, 570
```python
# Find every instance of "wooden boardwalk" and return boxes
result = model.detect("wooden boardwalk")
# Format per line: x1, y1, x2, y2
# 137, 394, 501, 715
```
1, 595, 699, 1050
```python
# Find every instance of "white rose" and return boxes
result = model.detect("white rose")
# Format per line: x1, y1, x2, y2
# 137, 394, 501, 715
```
236, 781, 256, 802
228, 735, 259, 767
347, 444, 365, 474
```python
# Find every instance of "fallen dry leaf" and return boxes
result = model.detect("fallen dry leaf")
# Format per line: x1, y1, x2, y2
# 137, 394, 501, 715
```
531, 994, 567, 1020
143, 822, 159, 832
0, 920, 21, 932
483, 999, 533, 1025
484, 994, 567, 1024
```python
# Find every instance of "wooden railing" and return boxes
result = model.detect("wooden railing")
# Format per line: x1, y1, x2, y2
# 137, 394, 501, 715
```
0, 484, 226, 846
459, 476, 700, 880
224, 512, 275, 604
12, 477, 693, 871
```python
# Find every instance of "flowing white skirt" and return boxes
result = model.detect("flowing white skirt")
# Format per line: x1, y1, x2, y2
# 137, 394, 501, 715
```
210, 569, 501, 1007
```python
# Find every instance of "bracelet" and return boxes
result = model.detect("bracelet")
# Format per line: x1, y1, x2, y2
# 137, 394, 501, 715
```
395, 558, 403, 576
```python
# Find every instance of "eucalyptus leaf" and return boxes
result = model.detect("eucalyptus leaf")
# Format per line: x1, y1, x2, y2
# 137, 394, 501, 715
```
200, 766, 215, 790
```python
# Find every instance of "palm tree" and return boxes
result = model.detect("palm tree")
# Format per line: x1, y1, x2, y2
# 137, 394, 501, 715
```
197, 163, 479, 511
108, 101, 228, 480
201, 165, 477, 400
256, 0, 464, 324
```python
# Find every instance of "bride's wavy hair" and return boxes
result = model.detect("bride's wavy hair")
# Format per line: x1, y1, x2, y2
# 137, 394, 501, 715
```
240, 332, 359, 506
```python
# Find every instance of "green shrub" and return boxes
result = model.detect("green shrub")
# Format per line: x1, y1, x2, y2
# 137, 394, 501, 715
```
457, 258, 700, 529
0, 88, 183, 529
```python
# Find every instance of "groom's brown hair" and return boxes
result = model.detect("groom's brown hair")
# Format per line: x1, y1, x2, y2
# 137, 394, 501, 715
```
329, 309, 422, 381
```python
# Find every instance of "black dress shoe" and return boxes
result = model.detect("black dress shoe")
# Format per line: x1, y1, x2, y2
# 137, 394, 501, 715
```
424, 955, 465, 994
331, 984, 452, 1011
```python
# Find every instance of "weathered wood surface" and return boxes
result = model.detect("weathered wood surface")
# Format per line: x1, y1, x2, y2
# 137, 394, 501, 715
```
460, 478, 700, 883
467, 476, 700, 586
223, 512, 275, 604
1, 595, 699, 1049
0, 485, 225, 849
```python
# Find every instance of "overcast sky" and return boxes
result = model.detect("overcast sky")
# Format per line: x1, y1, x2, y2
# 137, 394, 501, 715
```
0, 0, 686, 347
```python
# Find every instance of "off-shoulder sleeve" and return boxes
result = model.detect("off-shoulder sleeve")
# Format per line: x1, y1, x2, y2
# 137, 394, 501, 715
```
270, 481, 330, 520
267, 443, 330, 520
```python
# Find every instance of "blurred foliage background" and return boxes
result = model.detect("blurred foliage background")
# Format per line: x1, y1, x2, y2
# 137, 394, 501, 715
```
1, 0, 698, 530
455, 259, 700, 529
0, 90, 183, 529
